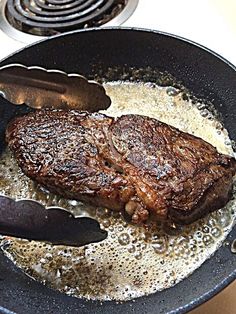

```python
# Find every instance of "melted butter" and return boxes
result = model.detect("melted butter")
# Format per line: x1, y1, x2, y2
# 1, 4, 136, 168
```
103, 82, 233, 155
0, 82, 235, 301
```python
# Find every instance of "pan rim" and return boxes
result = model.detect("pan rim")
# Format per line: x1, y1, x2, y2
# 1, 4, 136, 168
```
1, 26, 236, 72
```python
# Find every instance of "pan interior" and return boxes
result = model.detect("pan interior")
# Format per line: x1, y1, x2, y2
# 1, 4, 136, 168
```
0, 68, 236, 301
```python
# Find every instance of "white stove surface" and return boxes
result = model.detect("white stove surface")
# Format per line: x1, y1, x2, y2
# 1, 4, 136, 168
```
0, 0, 236, 66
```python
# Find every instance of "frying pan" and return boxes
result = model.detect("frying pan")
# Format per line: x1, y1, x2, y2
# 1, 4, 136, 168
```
0, 27, 235, 314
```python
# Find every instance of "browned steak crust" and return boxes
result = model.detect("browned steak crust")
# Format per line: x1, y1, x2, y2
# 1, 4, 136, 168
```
6, 110, 236, 224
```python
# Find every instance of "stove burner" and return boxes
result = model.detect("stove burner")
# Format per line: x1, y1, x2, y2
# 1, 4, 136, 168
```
4, 0, 133, 36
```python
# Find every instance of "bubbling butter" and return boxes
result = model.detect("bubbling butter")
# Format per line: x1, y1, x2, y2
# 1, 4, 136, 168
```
0, 82, 235, 301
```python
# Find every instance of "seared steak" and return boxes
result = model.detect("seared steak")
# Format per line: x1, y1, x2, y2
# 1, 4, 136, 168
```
6, 110, 236, 224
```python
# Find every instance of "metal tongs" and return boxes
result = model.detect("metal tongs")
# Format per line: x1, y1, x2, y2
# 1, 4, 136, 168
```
0, 64, 112, 247
0, 63, 111, 111
0, 196, 107, 247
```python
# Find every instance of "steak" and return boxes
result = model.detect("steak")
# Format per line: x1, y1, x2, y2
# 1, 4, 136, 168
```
6, 109, 236, 225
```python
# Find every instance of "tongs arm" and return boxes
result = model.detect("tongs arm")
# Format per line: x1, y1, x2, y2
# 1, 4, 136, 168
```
0, 195, 107, 247
0, 64, 111, 111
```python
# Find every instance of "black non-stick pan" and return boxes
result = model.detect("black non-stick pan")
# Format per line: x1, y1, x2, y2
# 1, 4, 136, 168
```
0, 28, 235, 314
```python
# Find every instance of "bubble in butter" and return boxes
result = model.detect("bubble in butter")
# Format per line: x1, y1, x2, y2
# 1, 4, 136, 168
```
0, 82, 235, 301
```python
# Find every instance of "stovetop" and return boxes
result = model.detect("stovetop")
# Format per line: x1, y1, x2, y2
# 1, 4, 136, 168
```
0, 0, 235, 67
